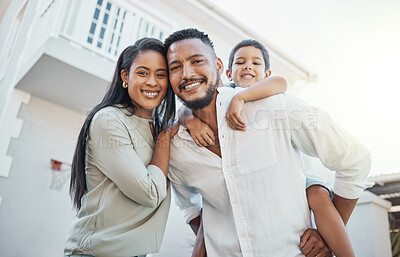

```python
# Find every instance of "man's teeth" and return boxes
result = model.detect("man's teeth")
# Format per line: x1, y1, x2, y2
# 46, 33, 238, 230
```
143, 91, 159, 96
184, 82, 201, 90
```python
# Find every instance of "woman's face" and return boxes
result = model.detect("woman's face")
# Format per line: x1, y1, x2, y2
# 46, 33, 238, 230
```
121, 50, 169, 119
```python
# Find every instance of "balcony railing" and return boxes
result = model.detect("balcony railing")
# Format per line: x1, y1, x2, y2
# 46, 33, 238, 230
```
60, 0, 172, 61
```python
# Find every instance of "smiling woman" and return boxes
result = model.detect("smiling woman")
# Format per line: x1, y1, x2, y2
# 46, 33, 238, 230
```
121, 50, 169, 119
64, 38, 178, 257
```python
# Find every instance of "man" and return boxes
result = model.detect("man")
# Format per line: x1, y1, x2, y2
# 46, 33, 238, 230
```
165, 28, 371, 257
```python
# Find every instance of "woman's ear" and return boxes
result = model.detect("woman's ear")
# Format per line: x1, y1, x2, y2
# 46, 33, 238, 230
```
226, 69, 233, 81
121, 69, 128, 83
264, 69, 272, 78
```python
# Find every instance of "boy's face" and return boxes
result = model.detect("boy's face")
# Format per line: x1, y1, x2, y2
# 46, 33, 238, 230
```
226, 46, 271, 88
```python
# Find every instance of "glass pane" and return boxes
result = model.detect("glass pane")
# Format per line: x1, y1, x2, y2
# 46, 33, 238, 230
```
100, 27, 105, 39
97, 0, 103, 6
94, 8, 100, 20
97, 42, 102, 48
106, 2, 111, 10
89, 22, 96, 34
103, 13, 109, 24
87, 37, 93, 44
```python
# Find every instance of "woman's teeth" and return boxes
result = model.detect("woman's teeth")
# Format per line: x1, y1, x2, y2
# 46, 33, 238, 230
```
142, 91, 159, 97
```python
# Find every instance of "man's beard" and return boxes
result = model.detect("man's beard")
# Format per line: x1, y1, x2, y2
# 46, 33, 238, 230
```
179, 75, 219, 110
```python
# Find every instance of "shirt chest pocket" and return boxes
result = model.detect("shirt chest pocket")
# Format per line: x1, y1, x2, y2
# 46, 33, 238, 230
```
234, 127, 277, 174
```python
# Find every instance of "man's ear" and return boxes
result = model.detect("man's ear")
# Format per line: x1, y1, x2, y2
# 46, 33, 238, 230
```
226, 69, 233, 81
121, 69, 128, 83
264, 69, 272, 78
216, 58, 224, 76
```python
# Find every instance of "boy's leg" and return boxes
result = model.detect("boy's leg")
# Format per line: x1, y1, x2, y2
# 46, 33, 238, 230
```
307, 185, 355, 257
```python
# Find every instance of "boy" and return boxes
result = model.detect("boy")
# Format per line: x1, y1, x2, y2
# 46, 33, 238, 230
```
180, 39, 354, 257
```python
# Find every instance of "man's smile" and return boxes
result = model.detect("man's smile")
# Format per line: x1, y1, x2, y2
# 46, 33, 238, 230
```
179, 78, 206, 92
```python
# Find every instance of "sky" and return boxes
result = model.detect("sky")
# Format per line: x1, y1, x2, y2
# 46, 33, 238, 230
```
213, 0, 400, 177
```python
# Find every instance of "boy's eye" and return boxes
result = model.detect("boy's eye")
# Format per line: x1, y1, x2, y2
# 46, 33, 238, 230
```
254, 62, 261, 65
235, 61, 244, 65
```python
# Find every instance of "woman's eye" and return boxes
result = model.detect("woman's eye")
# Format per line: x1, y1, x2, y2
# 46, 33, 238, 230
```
157, 73, 167, 78
137, 71, 148, 75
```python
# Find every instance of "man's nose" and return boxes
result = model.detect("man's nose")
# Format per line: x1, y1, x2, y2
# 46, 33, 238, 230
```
182, 64, 195, 79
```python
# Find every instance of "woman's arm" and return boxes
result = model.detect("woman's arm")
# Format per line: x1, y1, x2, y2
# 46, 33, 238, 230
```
149, 123, 179, 178
226, 76, 287, 130
89, 113, 176, 208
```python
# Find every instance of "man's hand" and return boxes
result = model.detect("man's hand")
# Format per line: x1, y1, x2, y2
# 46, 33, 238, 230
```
300, 228, 332, 257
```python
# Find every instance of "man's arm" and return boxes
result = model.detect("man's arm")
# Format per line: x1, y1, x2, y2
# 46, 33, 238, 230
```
332, 194, 358, 225
190, 213, 207, 257
189, 215, 201, 235
287, 94, 372, 201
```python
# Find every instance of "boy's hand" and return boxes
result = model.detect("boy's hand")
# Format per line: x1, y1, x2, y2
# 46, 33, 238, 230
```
186, 118, 215, 147
178, 106, 215, 147
226, 94, 246, 131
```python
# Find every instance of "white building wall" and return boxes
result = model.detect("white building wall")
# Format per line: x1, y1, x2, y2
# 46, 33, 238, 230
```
0, 93, 83, 257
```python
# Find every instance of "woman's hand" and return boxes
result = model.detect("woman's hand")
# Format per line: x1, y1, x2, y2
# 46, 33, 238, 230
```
159, 122, 180, 140
226, 94, 246, 131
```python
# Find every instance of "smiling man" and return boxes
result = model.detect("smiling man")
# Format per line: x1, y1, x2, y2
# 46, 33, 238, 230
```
164, 28, 371, 257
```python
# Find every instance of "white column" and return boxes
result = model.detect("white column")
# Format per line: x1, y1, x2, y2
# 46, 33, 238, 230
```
347, 191, 392, 257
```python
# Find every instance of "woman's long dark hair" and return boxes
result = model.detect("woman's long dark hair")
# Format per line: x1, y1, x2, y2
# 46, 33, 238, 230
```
70, 38, 176, 210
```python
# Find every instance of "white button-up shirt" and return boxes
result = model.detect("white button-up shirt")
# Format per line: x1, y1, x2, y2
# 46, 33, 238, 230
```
168, 87, 372, 257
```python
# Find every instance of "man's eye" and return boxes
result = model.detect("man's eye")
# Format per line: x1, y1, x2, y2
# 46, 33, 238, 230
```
170, 66, 180, 71
193, 59, 203, 64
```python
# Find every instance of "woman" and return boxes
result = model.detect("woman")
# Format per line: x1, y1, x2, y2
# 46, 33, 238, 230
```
64, 38, 176, 257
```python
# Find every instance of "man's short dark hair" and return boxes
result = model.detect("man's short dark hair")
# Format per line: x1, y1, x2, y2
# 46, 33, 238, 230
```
164, 28, 215, 54
228, 39, 270, 71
